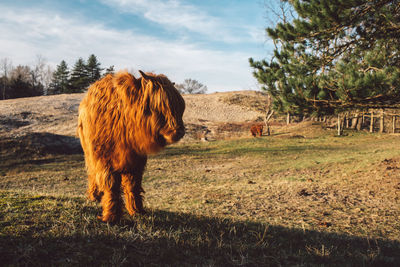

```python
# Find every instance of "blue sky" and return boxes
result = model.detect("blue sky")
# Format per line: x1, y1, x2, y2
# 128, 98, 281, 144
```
0, 0, 276, 92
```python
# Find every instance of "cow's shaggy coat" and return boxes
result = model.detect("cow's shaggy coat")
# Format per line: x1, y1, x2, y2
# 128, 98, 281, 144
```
250, 124, 263, 137
78, 71, 185, 222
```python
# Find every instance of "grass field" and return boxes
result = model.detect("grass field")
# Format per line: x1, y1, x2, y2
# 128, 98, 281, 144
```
1, 129, 400, 266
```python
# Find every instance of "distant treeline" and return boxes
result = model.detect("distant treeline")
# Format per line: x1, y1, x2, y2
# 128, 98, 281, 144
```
0, 55, 114, 100
0, 55, 207, 100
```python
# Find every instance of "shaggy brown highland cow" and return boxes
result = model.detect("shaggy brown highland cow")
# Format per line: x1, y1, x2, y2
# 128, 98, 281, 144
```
250, 124, 263, 137
78, 70, 185, 223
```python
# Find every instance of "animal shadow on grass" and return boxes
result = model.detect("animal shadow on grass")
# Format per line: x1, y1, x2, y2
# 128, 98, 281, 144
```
1, 207, 399, 266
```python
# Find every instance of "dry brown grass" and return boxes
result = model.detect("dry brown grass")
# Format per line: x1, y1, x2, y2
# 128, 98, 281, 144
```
1, 129, 400, 265
1, 93, 400, 265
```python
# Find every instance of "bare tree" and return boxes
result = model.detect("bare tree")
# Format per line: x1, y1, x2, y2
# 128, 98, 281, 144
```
41, 65, 54, 95
31, 55, 53, 94
176, 79, 207, 94
263, 0, 296, 26
0, 58, 13, 99
31, 55, 46, 87
10, 65, 31, 82
263, 0, 297, 53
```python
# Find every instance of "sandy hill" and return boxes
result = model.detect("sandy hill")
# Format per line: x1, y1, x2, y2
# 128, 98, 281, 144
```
0, 91, 268, 156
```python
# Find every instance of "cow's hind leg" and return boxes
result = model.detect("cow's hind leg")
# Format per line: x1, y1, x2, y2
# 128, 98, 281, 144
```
87, 173, 103, 202
98, 171, 123, 223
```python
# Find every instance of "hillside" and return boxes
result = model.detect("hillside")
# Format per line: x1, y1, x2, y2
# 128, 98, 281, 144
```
0, 91, 268, 155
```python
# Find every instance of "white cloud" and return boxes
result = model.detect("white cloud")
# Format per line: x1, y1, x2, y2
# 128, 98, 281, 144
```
0, 4, 263, 92
101, 0, 249, 43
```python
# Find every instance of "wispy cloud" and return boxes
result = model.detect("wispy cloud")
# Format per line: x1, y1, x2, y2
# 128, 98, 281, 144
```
101, 0, 250, 43
0, 3, 260, 91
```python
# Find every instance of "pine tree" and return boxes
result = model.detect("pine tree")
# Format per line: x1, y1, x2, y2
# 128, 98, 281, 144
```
250, 0, 400, 116
69, 58, 89, 93
104, 65, 115, 76
48, 60, 69, 95
86, 54, 102, 84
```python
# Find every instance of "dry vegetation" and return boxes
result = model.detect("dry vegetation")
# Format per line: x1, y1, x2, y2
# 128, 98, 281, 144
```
1, 92, 400, 266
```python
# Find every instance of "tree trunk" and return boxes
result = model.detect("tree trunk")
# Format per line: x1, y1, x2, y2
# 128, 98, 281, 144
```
351, 113, 359, 130
264, 109, 274, 137
286, 112, 290, 125
356, 113, 362, 131
379, 109, 384, 133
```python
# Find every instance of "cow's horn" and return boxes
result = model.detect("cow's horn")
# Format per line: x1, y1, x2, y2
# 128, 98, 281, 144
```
139, 70, 150, 80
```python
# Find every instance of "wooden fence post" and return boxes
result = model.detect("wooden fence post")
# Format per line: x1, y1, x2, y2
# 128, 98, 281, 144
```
380, 109, 384, 133
370, 111, 374, 133
362, 112, 365, 126
393, 116, 396, 133
356, 113, 362, 131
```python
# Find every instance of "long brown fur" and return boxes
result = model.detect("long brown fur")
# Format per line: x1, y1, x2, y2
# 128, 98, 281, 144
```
250, 124, 263, 137
77, 71, 185, 223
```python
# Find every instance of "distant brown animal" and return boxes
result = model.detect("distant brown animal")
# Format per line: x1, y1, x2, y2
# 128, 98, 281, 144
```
78, 70, 185, 223
250, 124, 263, 137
